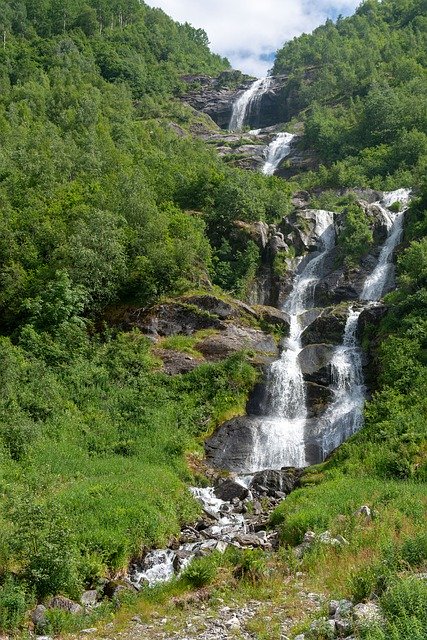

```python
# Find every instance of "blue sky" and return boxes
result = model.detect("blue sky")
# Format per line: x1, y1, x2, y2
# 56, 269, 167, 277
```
144, 0, 361, 76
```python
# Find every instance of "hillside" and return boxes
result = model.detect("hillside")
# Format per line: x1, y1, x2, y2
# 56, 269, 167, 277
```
0, 0, 426, 638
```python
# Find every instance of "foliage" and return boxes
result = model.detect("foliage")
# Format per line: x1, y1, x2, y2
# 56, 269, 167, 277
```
0, 578, 29, 632
181, 553, 220, 588
274, 0, 427, 189
337, 204, 373, 266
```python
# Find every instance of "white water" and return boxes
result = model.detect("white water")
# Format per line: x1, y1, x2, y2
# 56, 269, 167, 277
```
361, 189, 411, 301
248, 211, 336, 471
262, 132, 295, 176
229, 77, 272, 132
130, 487, 248, 588
320, 188, 412, 458
319, 308, 365, 458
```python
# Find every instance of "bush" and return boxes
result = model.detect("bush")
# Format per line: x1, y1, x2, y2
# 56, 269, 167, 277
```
0, 578, 29, 632
231, 549, 268, 584
181, 554, 219, 588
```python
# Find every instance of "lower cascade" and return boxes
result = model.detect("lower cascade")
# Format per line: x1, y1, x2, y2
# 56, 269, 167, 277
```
206, 188, 411, 473
129, 188, 411, 587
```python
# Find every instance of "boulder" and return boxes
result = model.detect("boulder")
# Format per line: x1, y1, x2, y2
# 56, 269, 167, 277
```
298, 344, 334, 383
31, 604, 47, 629
301, 307, 349, 346
48, 596, 83, 615
80, 590, 98, 607
214, 479, 249, 502
353, 602, 384, 627
249, 468, 302, 497
305, 382, 333, 417
205, 416, 265, 473
120, 301, 225, 337
153, 348, 203, 375
196, 325, 277, 362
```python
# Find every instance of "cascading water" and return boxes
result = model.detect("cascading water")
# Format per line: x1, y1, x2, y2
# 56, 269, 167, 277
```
229, 77, 272, 132
361, 189, 411, 301
247, 211, 336, 472
262, 132, 295, 176
319, 308, 365, 458
319, 188, 412, 458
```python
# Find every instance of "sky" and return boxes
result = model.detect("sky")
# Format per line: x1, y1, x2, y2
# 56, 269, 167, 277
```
144, 0, 361, 76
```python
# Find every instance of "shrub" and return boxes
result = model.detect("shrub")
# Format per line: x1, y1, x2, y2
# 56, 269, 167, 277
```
0, 578, 29, 632
232, 549, 268, 584
181, 554, 219, 588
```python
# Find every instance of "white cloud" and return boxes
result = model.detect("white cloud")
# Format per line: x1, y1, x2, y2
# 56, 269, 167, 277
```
144, 0, 361, 76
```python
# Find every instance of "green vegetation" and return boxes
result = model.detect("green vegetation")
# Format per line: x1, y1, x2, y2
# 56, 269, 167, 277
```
0, 0, 426, 635
274, 0, 427, 190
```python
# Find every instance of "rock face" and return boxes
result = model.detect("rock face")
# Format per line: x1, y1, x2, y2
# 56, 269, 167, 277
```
205, 416, 265, 473
249, 468, 302, 497
181, 74, 290, 130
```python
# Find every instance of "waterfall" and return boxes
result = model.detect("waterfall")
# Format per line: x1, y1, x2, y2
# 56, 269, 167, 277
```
247, 211, 336, 472
229, 77, 272, 132
262, 132, 295, 176
361, 189, 411, 301
319, 188, 412, 458
319, 308, 365, 458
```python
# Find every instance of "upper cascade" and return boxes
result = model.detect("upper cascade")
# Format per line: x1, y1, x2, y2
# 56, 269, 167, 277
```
361, 189, 411, 301
262, 132, 295, 176
229, 77, 272, 132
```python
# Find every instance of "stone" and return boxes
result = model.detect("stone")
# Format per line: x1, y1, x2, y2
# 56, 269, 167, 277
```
31, 605, 47, 629
206, 416, 268, 472
335, 619, 353, 635
356, 505, 372, 519
225, 616, 241, 630
305, 381, 334, 418
353, 602, 384, 626
301, 307, 349, 347
215, 540, 228, 554
80, 629, 97, 635
214, 478, 249, 502
196, 324, 277, 362
298, 343, 335, 377
249, 468, 302, 497
334, 599, 353, 620
80, 590, 98, 607
48, 596, 83, 615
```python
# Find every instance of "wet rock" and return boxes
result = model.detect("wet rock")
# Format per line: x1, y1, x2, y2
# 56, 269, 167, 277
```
214, 478, 249, 502
48, 596, 83, 615
305, 382, 333, 418
249, 468, 302, 497
206, 416, 271, 473
301, 307, 349, 347
299, 343, 334, 380
281, 209, 335, 255
182, 73, 290, 130
246, 381, 269, 416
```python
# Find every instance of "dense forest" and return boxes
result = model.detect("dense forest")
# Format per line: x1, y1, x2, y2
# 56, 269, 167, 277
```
0, 0, 426, 637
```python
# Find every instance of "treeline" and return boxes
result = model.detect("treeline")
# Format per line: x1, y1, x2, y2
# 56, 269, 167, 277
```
0, 0, 291, 334
274, 0, 427, 188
